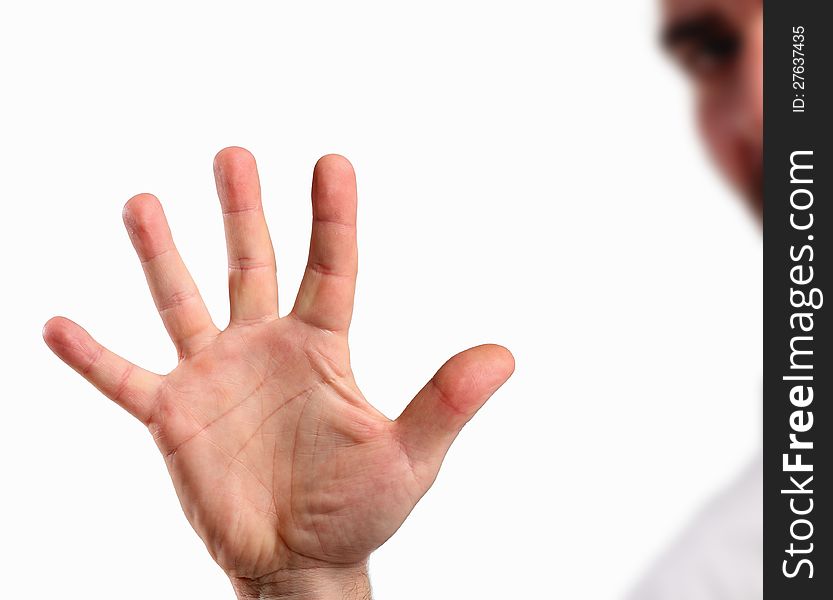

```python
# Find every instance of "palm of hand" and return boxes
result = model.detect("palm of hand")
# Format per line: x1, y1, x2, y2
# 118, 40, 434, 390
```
156, 318, 419, 575
44, 148, 513, 583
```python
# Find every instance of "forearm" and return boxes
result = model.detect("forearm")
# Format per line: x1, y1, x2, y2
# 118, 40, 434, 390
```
231, 564, 372, 600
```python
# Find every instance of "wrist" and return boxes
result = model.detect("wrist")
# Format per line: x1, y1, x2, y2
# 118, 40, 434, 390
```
230, 563, 371, 600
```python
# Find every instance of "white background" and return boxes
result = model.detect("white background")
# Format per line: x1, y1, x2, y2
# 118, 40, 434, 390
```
0, 1, 761, 598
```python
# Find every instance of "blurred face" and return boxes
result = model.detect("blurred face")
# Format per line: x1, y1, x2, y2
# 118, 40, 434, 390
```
662, 0, 763, 217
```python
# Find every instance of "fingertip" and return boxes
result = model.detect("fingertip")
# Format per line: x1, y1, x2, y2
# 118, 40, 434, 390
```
483, 343, 516, 381
310, 154, 358, 227
314, 154, 356, 186
42, 315, 69, 346
213, 147, 262, 212
42, 316, 89, 364
214, 146, 257, 174
461, 343, 516, 378
122, 193, 162, 229
435, 344, 514, 407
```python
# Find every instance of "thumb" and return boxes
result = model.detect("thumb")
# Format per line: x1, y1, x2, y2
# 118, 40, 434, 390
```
395, 344, 515, 483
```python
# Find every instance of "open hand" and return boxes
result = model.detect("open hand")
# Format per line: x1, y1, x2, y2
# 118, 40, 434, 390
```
43, 148, 514, 598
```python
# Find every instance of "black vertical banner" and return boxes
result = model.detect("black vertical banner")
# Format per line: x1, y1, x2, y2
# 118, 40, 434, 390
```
764, 1, 832, 597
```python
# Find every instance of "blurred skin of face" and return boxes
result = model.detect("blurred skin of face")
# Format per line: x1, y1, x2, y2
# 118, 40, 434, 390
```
662, 0, 763, 219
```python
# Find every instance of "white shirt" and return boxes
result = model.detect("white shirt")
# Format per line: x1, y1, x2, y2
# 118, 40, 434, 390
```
626, 454, 763, 599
